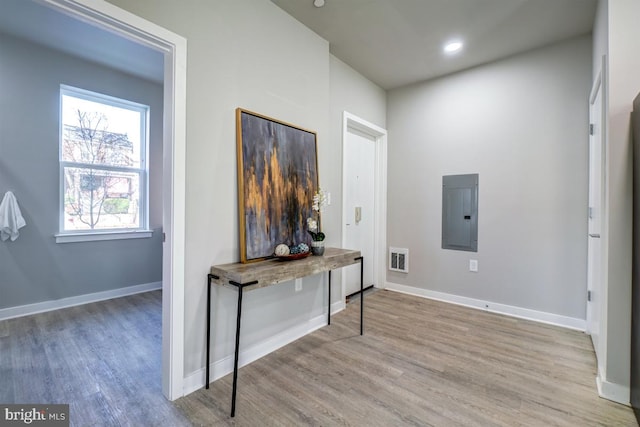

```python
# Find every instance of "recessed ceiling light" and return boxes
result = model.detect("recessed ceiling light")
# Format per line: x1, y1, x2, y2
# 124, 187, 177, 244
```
443, 40, 463, 54
313, 0, 325, 7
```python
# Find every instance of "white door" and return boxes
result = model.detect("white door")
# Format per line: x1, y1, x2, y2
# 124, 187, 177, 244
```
587, 73, 604, 358
343, 127, 376, 296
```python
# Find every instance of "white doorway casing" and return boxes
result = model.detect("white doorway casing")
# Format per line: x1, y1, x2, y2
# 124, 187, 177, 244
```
343, 128, 376, 296
587, 59, 607, 392
41, 0, 187, 400
341, 112, 387, 302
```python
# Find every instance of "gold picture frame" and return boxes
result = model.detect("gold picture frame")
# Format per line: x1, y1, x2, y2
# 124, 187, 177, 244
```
236, 108, 319, 263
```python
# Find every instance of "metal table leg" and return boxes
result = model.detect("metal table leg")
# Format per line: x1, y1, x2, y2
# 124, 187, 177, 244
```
328, 270, 332, 325
230, 283, 243, 417
227, 280, 256, 418
355, 256, 364, 335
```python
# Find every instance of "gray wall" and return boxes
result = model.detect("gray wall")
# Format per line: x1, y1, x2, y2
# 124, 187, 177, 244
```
606, 0, 640, 394
105, 0, 387, 379
0, 32, 164, 309
592, 0, 640, 401
386, 35, 592, 320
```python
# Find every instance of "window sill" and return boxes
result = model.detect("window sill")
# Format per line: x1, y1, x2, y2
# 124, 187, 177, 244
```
55, 229, 153, 243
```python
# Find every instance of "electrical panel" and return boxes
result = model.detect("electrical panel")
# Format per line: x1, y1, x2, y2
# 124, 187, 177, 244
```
442, 174, 478, 252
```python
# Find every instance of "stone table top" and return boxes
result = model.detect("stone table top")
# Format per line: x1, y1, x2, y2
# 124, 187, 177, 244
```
210, 247, 362, 291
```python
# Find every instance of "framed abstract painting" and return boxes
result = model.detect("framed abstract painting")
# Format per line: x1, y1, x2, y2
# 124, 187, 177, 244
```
236, 108, 319, 263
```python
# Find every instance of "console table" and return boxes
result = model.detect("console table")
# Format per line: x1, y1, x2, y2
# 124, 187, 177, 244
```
206, 247, 364, 417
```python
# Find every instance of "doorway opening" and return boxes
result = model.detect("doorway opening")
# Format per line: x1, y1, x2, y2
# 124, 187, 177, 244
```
341, 112, 387, 304
44, 0, 187, 400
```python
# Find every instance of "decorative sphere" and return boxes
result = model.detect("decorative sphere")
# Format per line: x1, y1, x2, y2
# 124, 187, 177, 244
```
298, 243, 309, 253
274, 244, 290, 256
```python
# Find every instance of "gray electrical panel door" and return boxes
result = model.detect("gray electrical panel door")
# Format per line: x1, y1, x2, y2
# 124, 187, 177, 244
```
442, 174, 478, 252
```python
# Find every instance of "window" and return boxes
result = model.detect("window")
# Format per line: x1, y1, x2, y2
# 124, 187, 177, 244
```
58, 86, 150, 242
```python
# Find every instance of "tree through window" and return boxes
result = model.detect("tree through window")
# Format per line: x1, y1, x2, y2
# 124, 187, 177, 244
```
60, 86, 148, 233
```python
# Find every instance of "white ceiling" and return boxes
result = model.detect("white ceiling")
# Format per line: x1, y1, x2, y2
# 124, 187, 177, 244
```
271, 0, 597, 90
0, 0, 164, 83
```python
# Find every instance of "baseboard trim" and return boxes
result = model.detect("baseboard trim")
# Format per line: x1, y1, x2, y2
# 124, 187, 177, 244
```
183, 300, 345, 396
332, 299, 346, 313
385, 282, 586, 331
597, 373, 631, 406
0, 281, 162, 321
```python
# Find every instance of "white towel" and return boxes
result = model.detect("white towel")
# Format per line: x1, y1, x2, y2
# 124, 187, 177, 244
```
0, 191, 26, 241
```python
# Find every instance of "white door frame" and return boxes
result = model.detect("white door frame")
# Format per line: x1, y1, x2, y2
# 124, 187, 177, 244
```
587, 70, 602, 335
42, 0, 187, 400
341, 111, 387, 302
587, 57, 608, 385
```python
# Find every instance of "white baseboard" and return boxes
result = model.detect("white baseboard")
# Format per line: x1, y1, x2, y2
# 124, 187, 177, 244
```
385, 282, 586, 331
0, 281, 162, 321
183, 300, 345, 396
597, 373, 630, 406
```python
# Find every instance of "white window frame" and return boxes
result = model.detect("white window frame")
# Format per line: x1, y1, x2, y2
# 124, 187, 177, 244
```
56, 85, 152, 243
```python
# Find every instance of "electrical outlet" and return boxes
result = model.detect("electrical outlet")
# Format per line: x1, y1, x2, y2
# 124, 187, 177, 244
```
469, 259, 478, 272
295, 279, 302, 292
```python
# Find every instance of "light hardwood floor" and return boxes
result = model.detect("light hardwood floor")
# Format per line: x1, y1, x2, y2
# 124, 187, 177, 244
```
180, 290, 637, 426
1, 290, 637, 426
0, 291, 189, 426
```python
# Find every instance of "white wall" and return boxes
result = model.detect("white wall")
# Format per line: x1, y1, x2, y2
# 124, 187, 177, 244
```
329, 55, 387, 129
386, 36, 592, 324
590, 0, 640, 404
605, 0, 639, 393
105, 0, 385, 389
327, 55, 386, 301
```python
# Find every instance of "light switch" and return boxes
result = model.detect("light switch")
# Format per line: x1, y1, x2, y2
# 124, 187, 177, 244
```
469, 259, 478, 272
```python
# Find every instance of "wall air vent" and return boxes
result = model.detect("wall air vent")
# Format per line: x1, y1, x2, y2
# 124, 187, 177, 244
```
389, 247, 409, 273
